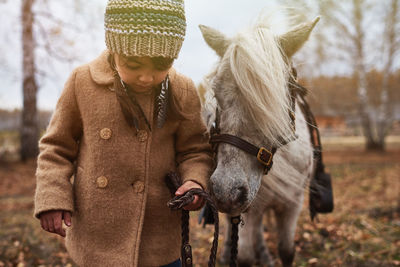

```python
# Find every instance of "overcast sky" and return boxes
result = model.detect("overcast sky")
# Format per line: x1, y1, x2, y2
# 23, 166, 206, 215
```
0, 0, 315, 110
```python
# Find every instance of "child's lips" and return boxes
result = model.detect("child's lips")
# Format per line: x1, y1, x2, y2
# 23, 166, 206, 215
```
133, 84, 152, 91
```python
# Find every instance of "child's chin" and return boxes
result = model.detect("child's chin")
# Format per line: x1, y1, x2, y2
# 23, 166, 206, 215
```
131, 85, 153, 93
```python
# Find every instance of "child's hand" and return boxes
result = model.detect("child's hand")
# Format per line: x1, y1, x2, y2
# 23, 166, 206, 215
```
175, 181, 205, 211
39, 210, 72, 237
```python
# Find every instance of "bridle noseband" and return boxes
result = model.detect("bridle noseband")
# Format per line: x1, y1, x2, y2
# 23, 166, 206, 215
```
209, 78, 298, 175
209, 112, 277, 174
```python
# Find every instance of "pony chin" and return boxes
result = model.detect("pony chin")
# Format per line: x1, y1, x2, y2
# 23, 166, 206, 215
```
214, 198, 252, 217
210, 185, 253, 216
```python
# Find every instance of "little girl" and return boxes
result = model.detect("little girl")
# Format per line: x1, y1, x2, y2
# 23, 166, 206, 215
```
34, 1, 213, 266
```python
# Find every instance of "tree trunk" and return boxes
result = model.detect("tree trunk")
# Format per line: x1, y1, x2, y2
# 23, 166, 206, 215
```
21, 0, 39, 160
352, 0, 377, 151
350, 0, 385, 151
377, 0, 399, 151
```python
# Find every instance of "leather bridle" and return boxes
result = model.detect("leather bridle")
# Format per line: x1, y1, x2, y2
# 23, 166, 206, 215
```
209, 109, 277, 175
209, 78, 298, 176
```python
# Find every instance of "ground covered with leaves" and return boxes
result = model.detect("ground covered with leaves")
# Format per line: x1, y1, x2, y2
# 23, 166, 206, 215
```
0, 145, 399, 266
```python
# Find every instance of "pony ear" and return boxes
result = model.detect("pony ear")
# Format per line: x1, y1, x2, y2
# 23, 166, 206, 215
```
199, 25, 231, 58
279, 16, 320, 58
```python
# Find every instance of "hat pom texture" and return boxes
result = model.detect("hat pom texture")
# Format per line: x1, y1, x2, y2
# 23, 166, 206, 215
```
105, 0, 186, 59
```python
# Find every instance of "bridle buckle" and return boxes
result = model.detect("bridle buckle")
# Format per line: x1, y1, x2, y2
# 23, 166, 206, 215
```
257, 147, 273, 166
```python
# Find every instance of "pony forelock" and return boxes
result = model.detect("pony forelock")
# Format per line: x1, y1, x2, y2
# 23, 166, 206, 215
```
227, 24, 295, 146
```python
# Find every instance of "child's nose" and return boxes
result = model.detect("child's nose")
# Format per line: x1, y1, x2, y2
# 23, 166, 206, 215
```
138, 72, 154, 84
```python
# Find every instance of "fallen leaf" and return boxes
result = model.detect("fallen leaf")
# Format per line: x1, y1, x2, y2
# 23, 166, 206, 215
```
303, 232, 312, 242
308, 258, 318, 265
392, 260, 400, 266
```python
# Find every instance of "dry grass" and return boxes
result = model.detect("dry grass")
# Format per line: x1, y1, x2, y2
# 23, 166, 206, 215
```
190, 148, 400, 267
321, 135, 400, 151
0, 139, 399, 266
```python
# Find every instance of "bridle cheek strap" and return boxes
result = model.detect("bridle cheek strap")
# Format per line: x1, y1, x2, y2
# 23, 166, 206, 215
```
210, 134, 276, 174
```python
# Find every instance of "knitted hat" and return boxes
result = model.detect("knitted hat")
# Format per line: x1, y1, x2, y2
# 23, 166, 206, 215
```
104, 0, 186, 59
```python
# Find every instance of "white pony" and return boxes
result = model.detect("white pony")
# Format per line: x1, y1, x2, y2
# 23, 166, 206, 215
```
199, 15, 320, 267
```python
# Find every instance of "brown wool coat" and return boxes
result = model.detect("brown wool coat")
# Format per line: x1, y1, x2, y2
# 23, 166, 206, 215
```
34, 50, 213, 267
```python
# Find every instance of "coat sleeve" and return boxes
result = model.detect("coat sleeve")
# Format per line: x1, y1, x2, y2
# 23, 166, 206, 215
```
34, 69, 83, 218
175, 78, 213, 191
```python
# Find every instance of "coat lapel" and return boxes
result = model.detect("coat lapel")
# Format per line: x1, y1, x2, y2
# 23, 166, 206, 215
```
89, 50, 114, 85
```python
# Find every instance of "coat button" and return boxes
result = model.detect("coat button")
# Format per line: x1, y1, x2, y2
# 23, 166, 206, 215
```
96, 176, 108, 188
133, 181, 144, 193
137, 130, 148, 142
100, 128, 112, 140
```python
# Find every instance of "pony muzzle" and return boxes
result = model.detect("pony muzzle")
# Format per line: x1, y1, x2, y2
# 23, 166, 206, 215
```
210, 178, 249, 214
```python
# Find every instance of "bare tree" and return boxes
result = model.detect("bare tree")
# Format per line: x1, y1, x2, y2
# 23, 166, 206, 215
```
280, 0, 400, 150
16, 0, 104, 160
352, 0, 375, 149
377, 0, 399, 149
21, 0, 39, 160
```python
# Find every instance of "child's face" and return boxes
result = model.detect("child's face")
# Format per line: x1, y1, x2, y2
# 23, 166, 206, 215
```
114, 54, 172, 93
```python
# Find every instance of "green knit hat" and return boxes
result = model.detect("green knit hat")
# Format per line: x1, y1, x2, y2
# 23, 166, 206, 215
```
104, 0, 186, 59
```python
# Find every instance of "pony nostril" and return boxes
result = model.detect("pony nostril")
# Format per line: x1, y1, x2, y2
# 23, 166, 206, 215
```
234, 186, 248, 204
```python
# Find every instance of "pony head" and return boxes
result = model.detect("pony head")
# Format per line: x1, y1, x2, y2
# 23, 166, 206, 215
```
200, 16, 319, 215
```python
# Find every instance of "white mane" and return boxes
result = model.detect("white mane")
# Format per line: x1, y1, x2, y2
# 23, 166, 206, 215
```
227, 24, 295, 146
202, 21, 296, 147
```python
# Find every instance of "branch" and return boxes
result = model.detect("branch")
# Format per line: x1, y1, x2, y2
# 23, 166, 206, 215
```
335, 39, 355, 52
34, 10, 80, 32
35, 19, 77, 62
35, 68, 47, 78
327, 15, 358, 44
382, 0, 399, 73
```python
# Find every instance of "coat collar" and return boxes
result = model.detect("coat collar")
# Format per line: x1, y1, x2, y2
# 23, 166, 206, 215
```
89, 50, 178, 86
88, 50, 114, 85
